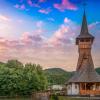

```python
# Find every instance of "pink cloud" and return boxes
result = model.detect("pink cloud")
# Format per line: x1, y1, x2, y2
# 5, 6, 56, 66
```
20, 4, 25, 10
48, 18, 78, 47
27, 0, 40, 8
27, 0, 33, 6
14, 4, 26, 10
39, 8, 51, 14
89, 21, 100, 29
0, 14, 11, 21
48, 26, 73, 47
54, 0, 77, 11
36, 21, 44, 28
20, 27, 46, 46
64, 17, 70, 23
0, 21, 100, 71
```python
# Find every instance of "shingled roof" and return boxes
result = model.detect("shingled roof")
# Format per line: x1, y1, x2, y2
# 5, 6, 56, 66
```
67, 55, 100, 83
76, 11, 94, 39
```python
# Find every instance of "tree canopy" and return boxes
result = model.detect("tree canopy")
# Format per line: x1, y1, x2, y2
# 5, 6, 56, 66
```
0, 60, 48, 96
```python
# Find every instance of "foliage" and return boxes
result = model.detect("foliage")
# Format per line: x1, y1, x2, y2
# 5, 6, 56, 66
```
44, 68, 73, 85
0, 60, 99, 96
0, 60, 48, 96
45, 67, 100, 85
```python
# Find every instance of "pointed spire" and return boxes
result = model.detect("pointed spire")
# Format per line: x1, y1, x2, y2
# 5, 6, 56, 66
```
76, 10, 94, 39
80, 10, 89, 35
76, 8, 94, 45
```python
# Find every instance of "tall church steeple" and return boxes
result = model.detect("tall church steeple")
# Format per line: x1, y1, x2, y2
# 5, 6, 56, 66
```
76, 10, 95, 71
80, 11, 88, 35
66, 5, 100, 96
76, 10, 94, 45
67, 10, 100, 82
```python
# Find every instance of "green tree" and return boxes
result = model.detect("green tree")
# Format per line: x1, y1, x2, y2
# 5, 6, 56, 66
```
0, 60, 48, 96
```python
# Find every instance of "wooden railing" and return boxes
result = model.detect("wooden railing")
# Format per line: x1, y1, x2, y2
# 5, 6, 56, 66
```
80, 90, 100, 95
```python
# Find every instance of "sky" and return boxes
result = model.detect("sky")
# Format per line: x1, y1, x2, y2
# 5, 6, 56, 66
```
0, 0, 100, 71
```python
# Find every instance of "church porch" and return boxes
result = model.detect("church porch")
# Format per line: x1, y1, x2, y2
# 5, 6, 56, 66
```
79, 83, 100, 96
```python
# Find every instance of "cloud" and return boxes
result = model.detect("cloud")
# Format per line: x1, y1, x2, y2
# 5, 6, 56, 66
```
0, 15, 11, 22
54, 0, 77, 11
27, 0, 33, 6
27, 0, 40, 8
64, 17, 70, 23
0, 16, 100, 71
48, 25, 75, 47
89, 21, 100, 29
48, 17, 78, 47
36, 21, 44, 28
38, 8, 51, 14
17, 19, 24, 23
14, 4, 26, 10
20, 4, 26, 10
89, 21, 100, 45
20, 32, 45, 46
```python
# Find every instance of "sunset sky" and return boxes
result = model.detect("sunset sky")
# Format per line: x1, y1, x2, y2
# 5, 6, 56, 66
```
0, 0, 100, 71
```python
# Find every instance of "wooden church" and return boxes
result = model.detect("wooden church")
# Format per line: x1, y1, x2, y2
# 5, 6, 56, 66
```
66, 11, 100, 96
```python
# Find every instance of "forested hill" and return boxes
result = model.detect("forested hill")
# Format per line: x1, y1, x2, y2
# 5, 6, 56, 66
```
44, 68, 74, 85
44, 67, 100, 85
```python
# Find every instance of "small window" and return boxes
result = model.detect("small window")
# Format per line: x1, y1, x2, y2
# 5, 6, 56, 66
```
86, 39, 90, 42
80, 39, 84, 42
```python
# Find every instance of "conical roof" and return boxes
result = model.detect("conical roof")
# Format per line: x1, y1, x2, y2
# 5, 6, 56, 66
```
77, 11, 94, 39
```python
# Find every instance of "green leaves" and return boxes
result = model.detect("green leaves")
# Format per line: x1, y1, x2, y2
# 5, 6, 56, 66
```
0, 60, 48, 96
44, 68, 73, 85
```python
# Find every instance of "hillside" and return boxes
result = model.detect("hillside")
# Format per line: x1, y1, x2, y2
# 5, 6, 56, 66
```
45, 67, 100, 85
44, 68, 73, 85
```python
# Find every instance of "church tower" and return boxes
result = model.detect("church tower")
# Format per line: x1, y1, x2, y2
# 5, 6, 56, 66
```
76, 11, 94, 71
66, 11, 100, 96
